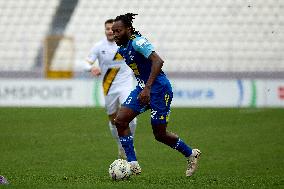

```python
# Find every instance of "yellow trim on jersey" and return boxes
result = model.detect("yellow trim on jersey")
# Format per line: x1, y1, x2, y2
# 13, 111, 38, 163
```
129, 63, 140, 76
103, 68, 120, 95
113, 52, 124, 61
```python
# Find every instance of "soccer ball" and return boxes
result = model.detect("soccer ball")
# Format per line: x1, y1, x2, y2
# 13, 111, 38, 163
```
109, 159, 132, 180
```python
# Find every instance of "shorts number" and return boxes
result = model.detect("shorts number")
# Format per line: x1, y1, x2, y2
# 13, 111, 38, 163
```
137, 78, 145, 89
151, 109, 157, 119
125, 97, 132, 104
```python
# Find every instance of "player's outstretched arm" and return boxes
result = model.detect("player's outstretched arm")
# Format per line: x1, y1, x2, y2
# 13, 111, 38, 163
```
90, 66, 101, 76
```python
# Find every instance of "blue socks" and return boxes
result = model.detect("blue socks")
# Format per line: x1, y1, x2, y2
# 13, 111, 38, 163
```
120, 135, 192, 160
172, 138, 193, 157
119, 134, 137, 162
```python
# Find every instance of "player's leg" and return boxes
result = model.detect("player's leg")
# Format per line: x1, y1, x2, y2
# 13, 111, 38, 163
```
108, 112, 127, 159
129, 118, 137, 135
151, 123, 195, 159
150, 87, 201, 177
114, 106, 137, 138
115, 106, 141, 174
105, 93, 125, 158
115, 87, 146, 174
151, 124, 178, 146
151, 122, 201, 177
119, 88, 137, 137
115, 102, 138, 162
115, 87, 144, 138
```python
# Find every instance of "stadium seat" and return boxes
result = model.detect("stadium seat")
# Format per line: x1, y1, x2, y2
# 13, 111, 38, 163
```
0, 0, 59, 71
0, 0, 283, 73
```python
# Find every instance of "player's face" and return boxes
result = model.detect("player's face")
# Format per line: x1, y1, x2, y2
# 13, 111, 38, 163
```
105, 23, 114, 41
112, 20, 131, 46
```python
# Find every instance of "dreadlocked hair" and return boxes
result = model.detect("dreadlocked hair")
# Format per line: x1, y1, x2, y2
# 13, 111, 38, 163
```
114, 13, 141, 35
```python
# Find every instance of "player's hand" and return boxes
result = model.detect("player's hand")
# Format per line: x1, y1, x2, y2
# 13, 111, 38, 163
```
138, 86, 151, 105
91, 67, 101, 76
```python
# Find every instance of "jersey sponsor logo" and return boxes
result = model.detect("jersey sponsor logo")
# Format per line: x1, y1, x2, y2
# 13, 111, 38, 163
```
135, 38, 147, 47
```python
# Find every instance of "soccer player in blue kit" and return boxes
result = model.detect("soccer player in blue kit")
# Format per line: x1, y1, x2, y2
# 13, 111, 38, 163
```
112, 13, 201, 177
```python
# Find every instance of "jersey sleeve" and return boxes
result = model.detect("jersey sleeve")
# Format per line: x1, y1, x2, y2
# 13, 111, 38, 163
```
86, 43, 100, 64
132, 37, 154, 58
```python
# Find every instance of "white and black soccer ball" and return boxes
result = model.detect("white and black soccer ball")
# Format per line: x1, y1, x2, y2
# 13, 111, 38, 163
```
109, 159, 132, 180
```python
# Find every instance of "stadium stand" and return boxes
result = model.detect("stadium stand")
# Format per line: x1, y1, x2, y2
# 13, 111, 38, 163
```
0, 0, 284, 75
0, 0, 59, 71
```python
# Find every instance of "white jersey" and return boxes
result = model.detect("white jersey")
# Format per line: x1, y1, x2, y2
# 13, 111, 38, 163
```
86, 38, 134, 96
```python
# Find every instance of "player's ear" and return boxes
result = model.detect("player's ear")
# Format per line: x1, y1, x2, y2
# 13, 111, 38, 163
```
126, 27, 132, 35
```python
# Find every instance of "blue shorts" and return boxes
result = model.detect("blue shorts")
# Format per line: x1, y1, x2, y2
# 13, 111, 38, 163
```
122, 84, 173, 125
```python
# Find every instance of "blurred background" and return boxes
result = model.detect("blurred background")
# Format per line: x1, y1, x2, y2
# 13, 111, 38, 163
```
0, 0, 283, 107
0, 1, 283, 187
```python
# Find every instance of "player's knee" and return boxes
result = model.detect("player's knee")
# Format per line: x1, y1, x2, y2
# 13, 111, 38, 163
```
108, 113, 117, 125
113, 117, 121, 127
154, 132, 166, 143
114, 117, 127, 128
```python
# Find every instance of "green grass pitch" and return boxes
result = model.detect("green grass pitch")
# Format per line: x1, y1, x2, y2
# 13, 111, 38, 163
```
0, 107, 283, 188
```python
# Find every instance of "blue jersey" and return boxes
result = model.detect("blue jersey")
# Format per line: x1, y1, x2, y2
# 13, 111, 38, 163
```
116, 34, 170, 92
117, 34, 173, 125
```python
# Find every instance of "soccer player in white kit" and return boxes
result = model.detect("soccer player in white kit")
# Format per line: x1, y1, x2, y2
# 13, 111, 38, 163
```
85, 19, 137, 159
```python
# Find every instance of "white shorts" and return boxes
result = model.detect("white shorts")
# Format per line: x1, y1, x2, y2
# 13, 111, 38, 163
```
104, 88, 132, 115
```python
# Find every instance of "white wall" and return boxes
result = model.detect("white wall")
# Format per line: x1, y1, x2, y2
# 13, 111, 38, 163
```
0, 79, 283, 107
